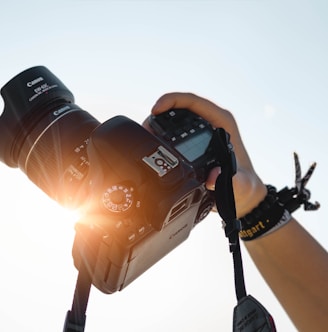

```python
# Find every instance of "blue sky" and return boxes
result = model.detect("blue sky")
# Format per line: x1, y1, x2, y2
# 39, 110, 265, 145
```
0, 1, 327, 331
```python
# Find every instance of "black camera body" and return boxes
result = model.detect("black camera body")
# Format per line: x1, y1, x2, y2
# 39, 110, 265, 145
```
72, 110, 218, 293
0, 66, 228, 296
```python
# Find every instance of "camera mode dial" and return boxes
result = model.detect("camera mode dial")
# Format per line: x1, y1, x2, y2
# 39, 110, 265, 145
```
103, 184, 134, 213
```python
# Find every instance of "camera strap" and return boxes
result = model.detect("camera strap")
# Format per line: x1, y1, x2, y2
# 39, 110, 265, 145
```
63, 261, 91, 332
211, 128, 276, 332
63, 231, 94, 332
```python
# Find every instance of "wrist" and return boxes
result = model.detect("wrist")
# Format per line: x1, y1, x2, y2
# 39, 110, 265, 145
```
235, 176, 267, 219
237, 153, 319, 241
239, 185, 292, 241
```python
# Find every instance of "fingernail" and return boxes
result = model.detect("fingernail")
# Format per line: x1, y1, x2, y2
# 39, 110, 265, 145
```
206, 183, 216, 191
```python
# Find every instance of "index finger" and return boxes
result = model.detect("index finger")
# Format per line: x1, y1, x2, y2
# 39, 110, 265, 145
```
151, 92, 236, 132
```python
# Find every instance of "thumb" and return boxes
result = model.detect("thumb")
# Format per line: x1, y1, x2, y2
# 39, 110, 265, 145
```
206, 167, 221, 191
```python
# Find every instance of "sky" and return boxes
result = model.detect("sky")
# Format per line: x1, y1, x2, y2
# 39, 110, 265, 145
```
0, 1, 327, 331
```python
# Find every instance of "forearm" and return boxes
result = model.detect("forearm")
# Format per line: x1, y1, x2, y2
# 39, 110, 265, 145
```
244, 218, 328, 331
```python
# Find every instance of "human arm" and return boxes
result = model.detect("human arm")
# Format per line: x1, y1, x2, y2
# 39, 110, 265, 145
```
245, 217, 328, 332
151, 92, 328, 332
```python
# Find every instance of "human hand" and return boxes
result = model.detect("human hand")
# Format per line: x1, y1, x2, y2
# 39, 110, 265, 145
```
149, 92, 267, 218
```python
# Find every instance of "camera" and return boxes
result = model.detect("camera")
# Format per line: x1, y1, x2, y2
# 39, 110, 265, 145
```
0, 66, 231, 295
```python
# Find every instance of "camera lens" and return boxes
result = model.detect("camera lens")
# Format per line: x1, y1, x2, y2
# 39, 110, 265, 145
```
0, 66, 100, 207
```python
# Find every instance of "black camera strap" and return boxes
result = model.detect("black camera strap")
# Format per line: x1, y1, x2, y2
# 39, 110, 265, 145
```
63, 262, 91, 332
63, 238, 93, 332
211, 128, 276, 332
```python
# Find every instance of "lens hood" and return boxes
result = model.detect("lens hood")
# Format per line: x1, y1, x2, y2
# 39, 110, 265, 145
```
0, 66, 74, 167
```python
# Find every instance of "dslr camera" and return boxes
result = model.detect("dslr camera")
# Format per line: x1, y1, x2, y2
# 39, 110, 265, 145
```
0, 66, 233, 296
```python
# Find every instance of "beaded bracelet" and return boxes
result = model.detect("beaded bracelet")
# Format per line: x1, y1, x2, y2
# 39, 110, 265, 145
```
239, 153, 320, 241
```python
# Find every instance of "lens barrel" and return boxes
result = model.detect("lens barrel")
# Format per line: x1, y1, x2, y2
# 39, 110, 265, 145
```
0, 66, 100, 206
